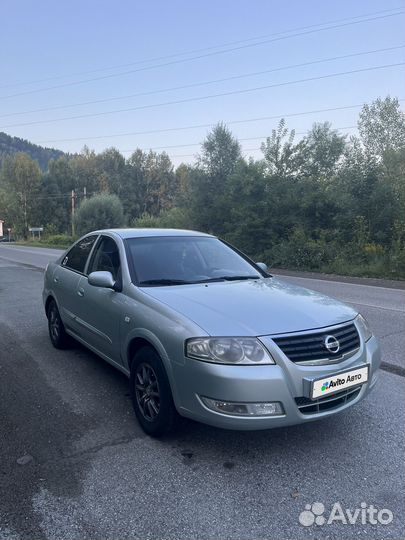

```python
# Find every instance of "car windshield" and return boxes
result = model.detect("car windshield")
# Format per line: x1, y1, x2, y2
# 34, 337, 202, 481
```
126, 236, 263, 286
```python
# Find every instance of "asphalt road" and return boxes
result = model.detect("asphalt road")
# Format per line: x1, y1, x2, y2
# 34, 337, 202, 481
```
0, 244, 404, 540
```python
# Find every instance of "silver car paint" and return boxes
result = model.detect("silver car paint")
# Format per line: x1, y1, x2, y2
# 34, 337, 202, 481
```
142, 278, 358, 336
43, 228, 381, 430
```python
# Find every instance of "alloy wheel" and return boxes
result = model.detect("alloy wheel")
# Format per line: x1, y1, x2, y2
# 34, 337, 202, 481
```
49, 306, 60, 342
135, 363, 161, 421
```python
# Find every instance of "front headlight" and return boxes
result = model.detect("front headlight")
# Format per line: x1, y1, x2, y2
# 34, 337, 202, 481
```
185, 337, 275, 365
355, 314, 372, 342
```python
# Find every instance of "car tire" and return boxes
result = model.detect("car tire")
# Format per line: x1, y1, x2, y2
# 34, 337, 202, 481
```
47, 299, 70, 349
130, 346, 179, 437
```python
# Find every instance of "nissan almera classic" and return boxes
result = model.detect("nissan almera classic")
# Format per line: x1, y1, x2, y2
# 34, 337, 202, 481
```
43, 229, 381, 436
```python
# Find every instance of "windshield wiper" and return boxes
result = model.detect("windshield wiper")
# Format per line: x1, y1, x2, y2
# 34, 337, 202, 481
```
140, 275, 262, 286
139, 279, 193, 286
222, 275, 261, 281
198, 275, 261, 283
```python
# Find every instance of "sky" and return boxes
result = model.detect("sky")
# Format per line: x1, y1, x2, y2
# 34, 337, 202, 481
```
0, 0, 404, 165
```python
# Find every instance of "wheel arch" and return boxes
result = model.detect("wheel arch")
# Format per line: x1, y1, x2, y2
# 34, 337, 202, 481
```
45, 294, 57, 318
127, 337, 157, 372
126, 332, 179, 405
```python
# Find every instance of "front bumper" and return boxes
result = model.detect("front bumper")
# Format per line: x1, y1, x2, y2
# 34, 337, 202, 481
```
173, 334, 381, 430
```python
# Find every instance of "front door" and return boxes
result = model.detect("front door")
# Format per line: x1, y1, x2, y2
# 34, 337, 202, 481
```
74, 235, 125, 364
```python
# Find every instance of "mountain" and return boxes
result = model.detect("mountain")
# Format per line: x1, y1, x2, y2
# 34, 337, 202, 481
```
0, 132, 65, 170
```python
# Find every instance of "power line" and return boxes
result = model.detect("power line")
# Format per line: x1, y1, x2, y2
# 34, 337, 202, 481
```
1, 45, 402, 120
1, 6, 402, 91
119, 125, 358, 154
171, 129, 369, 159
167, 143, 326, 159
0, 10, 403, 101
29, 191, 97, 201
2, 62, 403, 130
28, 193, 73, 200
37, 101, 405, 145
17, 128, 359, 181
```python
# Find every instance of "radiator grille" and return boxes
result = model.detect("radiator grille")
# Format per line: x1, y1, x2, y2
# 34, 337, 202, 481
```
273, 323, 360, 365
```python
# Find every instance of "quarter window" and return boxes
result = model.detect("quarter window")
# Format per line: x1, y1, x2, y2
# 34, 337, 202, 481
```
61, 235, 97, 274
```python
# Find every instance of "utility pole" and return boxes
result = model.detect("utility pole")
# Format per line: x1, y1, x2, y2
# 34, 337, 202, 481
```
83, 186, 87, 201
71, 190, 76, 237
23, 192, 27, 239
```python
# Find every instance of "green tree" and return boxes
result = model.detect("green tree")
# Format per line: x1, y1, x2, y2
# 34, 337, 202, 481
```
0, 152, 42, 237
222, 159, 270, 254
39, 157, 77, 234
133, 207, 191, 229
198, 122, 241, 177
0, 95, 403, 278
358, 96, 405, 157
261, 119, 303, 178
70, 146, 100, 194
300, 122, 346, 179
95, 147, 126, 195
189, 123, 241, 233
358, 96, 405, 240
75, 194, 125, 236
125, 149, 177, 220
334, 96, 405, 250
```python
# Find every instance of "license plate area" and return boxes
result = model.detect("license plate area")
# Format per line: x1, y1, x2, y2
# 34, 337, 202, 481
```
311, 365, 369, 400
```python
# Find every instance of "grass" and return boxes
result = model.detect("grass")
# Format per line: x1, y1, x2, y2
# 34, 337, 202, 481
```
320, 261, 405, 281
13, 238, 72, 250
271, 261, 405, 281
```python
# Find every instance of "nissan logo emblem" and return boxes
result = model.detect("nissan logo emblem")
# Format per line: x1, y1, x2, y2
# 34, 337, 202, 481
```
324, 335, 340, 354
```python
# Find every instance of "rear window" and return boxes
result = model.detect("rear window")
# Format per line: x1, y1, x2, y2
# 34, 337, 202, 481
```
62, 235, 97, 274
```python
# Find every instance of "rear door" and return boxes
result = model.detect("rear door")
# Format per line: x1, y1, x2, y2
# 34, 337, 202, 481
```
52, 235, 98, 336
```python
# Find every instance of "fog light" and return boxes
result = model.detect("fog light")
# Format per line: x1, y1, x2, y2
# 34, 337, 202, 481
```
200, 397, 284, 417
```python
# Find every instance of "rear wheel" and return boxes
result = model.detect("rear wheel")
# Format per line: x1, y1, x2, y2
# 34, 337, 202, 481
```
47, 300, 69, 349
130, 346, 179, 437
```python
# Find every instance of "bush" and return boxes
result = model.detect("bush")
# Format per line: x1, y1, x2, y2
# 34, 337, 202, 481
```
44, 234, 73, 248
132, 207, 191, 229
75, 194, 125, 236
267, 228, 335, 270
43, 224, 60, 237
260, 232, 404, 279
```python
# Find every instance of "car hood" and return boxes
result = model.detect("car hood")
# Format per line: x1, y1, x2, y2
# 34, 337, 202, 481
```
143, 277, 357, 336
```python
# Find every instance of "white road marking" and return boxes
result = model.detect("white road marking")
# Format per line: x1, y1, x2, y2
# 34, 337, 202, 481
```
0, 246, 62, 256
348, 300, 405, 313
280, 274, 405, 292
0, 254, 46, 268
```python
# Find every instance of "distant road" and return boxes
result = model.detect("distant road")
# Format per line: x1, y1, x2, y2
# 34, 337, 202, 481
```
0, 244, 63, 269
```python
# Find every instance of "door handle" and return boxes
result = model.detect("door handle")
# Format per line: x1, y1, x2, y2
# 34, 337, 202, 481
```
77, 288, 85, 297
53, 277, 59, 283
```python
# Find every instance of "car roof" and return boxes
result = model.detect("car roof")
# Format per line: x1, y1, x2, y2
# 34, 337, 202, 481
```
92, 228, 214, 239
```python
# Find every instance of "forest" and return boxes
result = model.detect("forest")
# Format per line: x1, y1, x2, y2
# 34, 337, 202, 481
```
0, 131, 64, 170
0, 96, 404, 279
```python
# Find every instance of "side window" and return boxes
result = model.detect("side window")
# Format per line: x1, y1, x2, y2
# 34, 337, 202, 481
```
88, 236, 121, 281
61, 235, 97, 274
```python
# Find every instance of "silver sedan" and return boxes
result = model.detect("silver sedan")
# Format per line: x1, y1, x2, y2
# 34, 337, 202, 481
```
43, 228, 381, 436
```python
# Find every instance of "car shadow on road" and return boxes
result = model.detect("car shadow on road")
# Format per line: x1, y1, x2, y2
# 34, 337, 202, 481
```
64, 337, 376, 467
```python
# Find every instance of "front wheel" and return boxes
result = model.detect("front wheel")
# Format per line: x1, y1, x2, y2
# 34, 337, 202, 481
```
130, 346, 179, 437
47, 300, 69, 349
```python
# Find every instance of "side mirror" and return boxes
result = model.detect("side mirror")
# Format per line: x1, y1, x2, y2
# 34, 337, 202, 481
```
256, 262, 269, 273
88, 271, 116, 289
